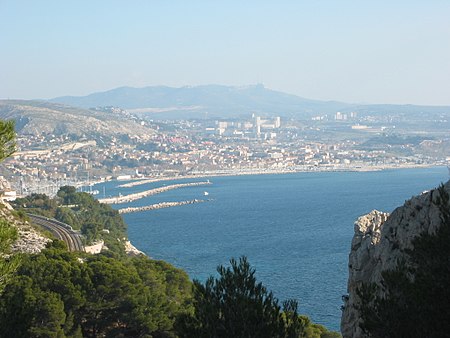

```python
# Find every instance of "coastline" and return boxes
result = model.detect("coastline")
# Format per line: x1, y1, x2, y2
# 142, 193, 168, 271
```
102, 163, 443, 264
116, 163, 437, 189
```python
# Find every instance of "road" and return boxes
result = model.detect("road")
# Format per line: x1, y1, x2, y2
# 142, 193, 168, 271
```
28, 214, 85, 252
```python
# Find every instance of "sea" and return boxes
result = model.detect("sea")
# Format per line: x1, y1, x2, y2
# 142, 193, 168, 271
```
94, 167, 448, 331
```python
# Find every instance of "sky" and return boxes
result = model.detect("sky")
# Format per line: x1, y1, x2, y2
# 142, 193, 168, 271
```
1, 0, 450, 105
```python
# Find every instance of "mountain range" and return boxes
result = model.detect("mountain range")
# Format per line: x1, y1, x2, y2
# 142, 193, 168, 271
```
1, 85, 449, 137
50, 84, 450, 120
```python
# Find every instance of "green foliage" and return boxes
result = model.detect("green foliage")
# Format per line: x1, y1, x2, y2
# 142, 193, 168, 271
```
0, 218, 17, 253
13, 186, 128, 253
357, 184, 450, 338
0, 120, 21, 294
82, 255, 149, 336
0, 244, 192, 338
0, 276, 65, 338
176, 256, 340, 338
176, 256, 284, 338
13, 193, 58, 217
57, 186, 77, 202
0, 218, 20, 294
0, 119, 16, 162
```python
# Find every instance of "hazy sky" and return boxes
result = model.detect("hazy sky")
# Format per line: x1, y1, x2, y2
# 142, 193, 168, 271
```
1, 1, 450, 105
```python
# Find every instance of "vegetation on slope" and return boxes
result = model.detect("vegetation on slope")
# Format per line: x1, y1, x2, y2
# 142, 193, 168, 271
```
0, 119, 20, 294
0, 119, 16, 162
0, 241, 192, 337
0, 217, 19, 294
0, 247, 340, 338
12, 186, 127, 254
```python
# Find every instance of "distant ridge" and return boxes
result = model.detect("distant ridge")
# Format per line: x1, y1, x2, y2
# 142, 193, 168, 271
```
50, 84, 350, 119
0, 99, 155, 138
50, 84, 450, 119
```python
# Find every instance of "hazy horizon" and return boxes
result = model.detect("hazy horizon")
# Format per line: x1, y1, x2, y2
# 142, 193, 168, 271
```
1, 1, 449, 105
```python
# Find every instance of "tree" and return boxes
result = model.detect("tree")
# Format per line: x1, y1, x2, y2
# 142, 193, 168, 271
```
0, 275, 68, 338
0, 119, 19, 294
176, 256, 304, 338
56, 186, 77, 205
0, 242, 193, 338
81, 255, 149, 337
0, 119, 15, 162
0, 218, 19, 294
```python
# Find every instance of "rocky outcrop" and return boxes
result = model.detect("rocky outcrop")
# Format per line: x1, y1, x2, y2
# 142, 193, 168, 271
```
341, 181, 450, 337
12, 225, 52, 254
84, 240, 105, 254
124, 240, 145, 257
0, 200, 51, 254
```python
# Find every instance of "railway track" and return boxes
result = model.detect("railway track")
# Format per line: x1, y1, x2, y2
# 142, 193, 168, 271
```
28, 214, 85, 252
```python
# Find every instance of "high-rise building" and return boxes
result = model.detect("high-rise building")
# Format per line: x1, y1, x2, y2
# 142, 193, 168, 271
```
275, 116, 281, 128
255, 116, 261, 135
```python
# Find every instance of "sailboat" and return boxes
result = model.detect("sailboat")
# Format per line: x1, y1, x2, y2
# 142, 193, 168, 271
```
204, 191, 209, 196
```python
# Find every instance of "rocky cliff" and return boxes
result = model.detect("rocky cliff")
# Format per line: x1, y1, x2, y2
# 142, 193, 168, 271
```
341, 181, 450, 337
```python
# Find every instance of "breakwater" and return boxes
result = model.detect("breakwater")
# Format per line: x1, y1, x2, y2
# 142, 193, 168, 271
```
118, 176, 182, 188
118, 199, 207, 214
98, 181, 211, 204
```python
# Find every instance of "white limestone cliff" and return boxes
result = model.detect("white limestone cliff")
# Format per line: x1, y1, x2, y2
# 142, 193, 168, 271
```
0, 201, 51, 254
341, 181, 450, 337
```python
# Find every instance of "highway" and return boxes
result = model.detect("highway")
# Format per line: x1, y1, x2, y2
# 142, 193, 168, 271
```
28, 214, 85, 252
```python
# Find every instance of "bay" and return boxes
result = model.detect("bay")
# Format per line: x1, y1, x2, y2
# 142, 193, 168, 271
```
95, 167, 448, 331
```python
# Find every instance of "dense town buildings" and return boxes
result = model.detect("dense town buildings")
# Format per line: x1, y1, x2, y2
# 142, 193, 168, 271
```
1, 112, 448, 197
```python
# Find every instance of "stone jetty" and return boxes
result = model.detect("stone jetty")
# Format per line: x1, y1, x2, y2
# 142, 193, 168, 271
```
118, 199, 207, 214
98, 181, 211, 204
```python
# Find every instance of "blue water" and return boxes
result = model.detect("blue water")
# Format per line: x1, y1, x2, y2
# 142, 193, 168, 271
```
95, 167, 448, 331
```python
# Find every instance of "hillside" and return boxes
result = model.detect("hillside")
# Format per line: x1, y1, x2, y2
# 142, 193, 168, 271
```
50, 84, 450, 120
0, 100, 155, 139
